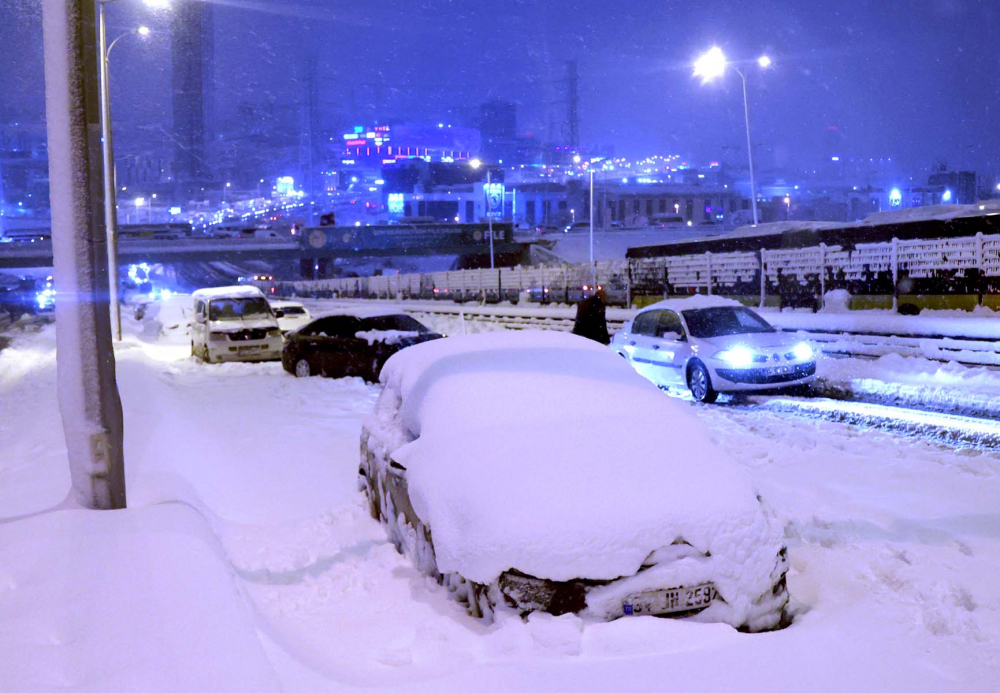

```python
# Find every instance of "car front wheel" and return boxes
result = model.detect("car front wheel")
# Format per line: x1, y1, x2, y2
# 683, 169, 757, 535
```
687, 361, 718, 403
294, 358, 312, 378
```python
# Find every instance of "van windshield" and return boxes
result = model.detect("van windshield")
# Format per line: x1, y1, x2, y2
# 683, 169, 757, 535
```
209, 297, 272, 321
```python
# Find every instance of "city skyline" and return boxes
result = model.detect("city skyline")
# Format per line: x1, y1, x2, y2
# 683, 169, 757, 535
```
0, 0, 998, 177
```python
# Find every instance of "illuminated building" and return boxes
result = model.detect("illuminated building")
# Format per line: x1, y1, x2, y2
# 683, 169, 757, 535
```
341, 123, 481, 166
171, 2, 214, 183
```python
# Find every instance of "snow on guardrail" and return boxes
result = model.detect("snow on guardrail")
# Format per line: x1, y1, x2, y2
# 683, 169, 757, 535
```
302, 298, 1000, 367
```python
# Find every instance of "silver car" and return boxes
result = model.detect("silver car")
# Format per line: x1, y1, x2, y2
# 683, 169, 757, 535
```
612, 297, 816, 402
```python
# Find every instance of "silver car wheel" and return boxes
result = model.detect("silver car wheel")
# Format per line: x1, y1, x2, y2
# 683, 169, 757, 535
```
294, 358, 312, 378
690, 367, 708, 400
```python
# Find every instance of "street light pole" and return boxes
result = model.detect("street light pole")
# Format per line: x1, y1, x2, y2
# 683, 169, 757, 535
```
97, 0, 122, 340
694, 47, 769, 228
734, 67, 759, 226
589, 168, 595, 286
486, 168, 494, 269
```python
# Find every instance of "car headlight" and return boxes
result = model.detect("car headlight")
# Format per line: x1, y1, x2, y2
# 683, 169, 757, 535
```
715, 346, 754, 368
792, 342, 813, 361
209, 332, 227, 341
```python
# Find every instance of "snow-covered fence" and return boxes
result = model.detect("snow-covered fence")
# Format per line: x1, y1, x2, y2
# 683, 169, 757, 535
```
253, 230, 1000, 310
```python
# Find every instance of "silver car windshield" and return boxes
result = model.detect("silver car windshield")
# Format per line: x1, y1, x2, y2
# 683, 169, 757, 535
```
682, 307, 775, 339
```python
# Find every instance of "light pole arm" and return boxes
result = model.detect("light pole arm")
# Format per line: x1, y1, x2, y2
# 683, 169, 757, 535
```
732, 66, 759, 226
106, 31, 135, 58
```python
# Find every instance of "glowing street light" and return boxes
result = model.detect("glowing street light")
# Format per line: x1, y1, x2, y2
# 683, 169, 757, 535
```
693, 46, 772, 226
693, 46, 727, 83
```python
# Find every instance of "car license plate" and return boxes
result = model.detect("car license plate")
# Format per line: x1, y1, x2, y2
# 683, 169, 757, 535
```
621, 583, 716, 617
237, 345, 261, 354
773, 365, 793, 375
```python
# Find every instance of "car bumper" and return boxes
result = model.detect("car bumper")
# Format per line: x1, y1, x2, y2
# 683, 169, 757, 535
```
206, 337, 283, 362
712, 362, 816, 390
498, 546, 789, 631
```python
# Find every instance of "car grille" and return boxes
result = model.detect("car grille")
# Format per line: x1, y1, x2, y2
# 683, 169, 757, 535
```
716, 362, 816, 384
228, 328, 269, 341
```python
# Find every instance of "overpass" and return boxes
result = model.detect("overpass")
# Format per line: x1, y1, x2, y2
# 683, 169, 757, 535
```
0, 223, 527, 270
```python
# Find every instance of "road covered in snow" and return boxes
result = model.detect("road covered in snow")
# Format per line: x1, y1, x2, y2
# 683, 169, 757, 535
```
1, 317, 999, 691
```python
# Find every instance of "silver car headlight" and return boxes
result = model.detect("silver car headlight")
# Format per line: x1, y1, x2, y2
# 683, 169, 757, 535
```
792, 341, 813, 361
714, 346, 754, 368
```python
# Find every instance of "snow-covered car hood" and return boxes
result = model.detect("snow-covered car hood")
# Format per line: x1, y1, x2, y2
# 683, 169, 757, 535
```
696, 330, 803, 352
369, 331, 783, 589
207, 317, 278, 332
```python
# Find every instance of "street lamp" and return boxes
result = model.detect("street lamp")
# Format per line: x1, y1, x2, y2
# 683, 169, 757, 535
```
469, 158, 495, 269
589, 168, 595, 286
98, 0, 155, 341
694, 46, 771, 226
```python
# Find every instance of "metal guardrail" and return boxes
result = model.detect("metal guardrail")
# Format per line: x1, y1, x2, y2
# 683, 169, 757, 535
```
300, 299, 1000, 367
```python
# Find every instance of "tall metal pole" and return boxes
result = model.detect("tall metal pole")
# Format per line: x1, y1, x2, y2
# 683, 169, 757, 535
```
98, 0, 122, 340
735, 68, 759, 226
487, 168, 494, 269
589, 169, 595, 286
43, 0, 127, 509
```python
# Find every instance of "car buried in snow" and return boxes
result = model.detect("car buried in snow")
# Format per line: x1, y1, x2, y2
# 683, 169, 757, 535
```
612, 296, 817, 403
282, 310, 442, 381
359, 330, 790, 629
267, 299, 312, 335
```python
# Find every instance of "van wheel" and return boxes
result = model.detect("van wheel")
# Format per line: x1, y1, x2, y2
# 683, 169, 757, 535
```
294, 358, 312, 378
687, 361, 718, 403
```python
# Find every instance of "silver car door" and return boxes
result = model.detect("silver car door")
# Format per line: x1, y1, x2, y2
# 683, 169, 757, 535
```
627, 310, 663, 383
650, 310, 689, 385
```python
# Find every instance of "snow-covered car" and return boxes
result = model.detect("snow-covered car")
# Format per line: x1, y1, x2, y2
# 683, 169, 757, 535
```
268, 300, 312, 334
360, 330, 790, 630
190, 286, 283, 363
612, 296, 816, 403
282, 310, 442, 381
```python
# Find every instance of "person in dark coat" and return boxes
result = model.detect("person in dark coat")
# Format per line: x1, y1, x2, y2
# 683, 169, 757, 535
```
572, 288, 610, 345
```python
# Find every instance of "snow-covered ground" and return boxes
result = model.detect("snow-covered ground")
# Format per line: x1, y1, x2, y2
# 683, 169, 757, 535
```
2, 316, 1000, 691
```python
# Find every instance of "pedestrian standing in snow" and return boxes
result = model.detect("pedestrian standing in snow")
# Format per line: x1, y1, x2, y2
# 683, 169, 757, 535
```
572, 288, 610, 345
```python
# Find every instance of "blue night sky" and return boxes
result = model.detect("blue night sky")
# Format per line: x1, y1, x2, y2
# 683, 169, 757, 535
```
1, 0, 998, 175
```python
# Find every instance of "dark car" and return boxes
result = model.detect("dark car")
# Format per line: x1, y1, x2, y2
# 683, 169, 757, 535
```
282, 312, 442, 381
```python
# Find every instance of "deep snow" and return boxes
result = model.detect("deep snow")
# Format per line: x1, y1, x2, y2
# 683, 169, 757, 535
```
2, 316, 1000, 691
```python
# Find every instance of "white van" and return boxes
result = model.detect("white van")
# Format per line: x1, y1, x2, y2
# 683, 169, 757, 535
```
191, 286, 283, 362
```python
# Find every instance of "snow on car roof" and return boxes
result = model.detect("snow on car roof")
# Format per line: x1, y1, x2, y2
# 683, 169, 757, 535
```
371, 330, 777, 586
314, 307, 409, 320
191, 285, 264, 300
637, 294, 744, 314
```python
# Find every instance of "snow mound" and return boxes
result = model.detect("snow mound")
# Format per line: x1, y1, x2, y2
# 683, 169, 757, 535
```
137, 293, 193, 344
370, 331, 784, 625
823, 289, 852, 314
